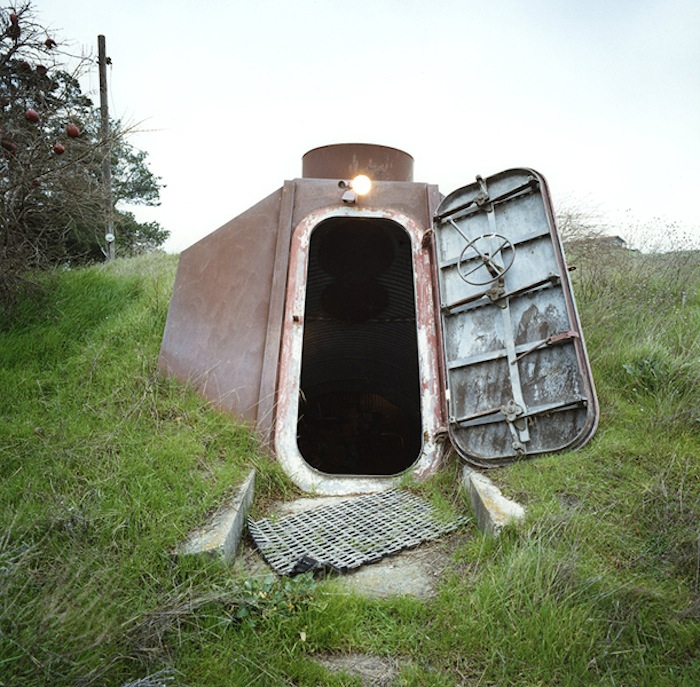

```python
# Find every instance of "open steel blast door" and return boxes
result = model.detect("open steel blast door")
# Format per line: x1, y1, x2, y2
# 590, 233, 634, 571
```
433, 169, 598, 467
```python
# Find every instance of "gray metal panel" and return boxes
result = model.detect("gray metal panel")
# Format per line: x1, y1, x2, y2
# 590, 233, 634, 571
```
434, 169, 598, 467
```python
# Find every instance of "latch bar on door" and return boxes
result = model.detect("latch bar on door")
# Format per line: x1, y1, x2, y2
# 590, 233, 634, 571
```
512, 330, 580, 364
453, 397, 589, 428
446, 347, 508, 371
443, 272, 562, 313
437, 226, 552, 271
434, 177, 540, 224
447, 330, 579, 372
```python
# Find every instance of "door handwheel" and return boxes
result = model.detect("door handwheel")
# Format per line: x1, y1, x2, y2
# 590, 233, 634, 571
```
457, 233, 515, 285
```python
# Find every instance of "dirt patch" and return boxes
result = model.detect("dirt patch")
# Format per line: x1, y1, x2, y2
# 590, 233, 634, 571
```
314, 653, 401, 686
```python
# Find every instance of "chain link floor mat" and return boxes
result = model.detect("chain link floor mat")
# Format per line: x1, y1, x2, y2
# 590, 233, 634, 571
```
248, 489, 469, 576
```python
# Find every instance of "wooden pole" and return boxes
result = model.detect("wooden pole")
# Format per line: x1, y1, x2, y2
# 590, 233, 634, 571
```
98, 35, 114, 260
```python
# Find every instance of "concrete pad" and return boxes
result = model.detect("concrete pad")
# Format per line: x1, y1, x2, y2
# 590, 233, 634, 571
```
339, 537, 456, 599
179, 469, 255, 562
250, 490, 467, 578
236, 533, 458, 599
461, 466, 525, 535
241, 494, 466, 598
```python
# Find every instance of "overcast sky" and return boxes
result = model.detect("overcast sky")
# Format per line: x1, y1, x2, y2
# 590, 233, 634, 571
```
38, 0, 700, 251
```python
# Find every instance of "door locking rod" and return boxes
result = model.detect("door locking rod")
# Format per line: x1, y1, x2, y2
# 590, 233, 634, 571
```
512, 330, 580, 364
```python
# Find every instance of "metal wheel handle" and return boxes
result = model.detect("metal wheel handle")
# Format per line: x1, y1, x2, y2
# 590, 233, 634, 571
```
457, 233, 515, 285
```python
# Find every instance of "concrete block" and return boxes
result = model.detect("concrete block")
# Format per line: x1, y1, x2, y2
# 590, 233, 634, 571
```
461, 466, 525, 535
179, 469, 255, 562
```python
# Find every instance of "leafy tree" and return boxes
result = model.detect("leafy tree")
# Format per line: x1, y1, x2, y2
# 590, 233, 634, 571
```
0, 2, 167, 306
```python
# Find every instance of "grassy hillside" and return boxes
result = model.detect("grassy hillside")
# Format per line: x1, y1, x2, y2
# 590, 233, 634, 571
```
1, 247, 698, 686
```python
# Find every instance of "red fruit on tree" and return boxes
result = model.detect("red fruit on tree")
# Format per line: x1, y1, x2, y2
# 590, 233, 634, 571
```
53, 143, 65, 155
66, 123, 80, 138
25, 108, 40, 123
1, 139, 17, 158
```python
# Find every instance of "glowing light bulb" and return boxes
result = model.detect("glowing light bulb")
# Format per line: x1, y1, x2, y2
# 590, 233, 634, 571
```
352, 174, 372, 195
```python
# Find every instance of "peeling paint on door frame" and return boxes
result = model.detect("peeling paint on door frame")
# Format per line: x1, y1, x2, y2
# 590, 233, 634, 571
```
274, 205, 446, 495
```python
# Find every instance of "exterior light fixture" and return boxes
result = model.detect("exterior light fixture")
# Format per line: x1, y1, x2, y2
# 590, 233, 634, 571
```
352, 174, 372, 195
339, 174, 372, 204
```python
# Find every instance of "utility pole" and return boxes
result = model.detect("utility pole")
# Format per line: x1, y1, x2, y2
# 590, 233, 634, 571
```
98, 35, 115, 260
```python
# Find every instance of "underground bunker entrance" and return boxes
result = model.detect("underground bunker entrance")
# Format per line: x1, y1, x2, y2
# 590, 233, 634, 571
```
296, 216, 423, 476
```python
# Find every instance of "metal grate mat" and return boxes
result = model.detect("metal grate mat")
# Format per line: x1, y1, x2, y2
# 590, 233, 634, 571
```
248, 489, 469, 576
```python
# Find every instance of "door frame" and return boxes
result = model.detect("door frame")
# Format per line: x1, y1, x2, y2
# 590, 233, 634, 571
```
274, 205, 446, 495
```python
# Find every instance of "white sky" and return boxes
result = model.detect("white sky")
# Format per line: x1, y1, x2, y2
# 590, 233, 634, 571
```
38, 0, 700, 251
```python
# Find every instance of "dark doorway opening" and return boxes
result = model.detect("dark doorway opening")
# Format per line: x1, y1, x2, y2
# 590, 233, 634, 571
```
297, 217, 422, 475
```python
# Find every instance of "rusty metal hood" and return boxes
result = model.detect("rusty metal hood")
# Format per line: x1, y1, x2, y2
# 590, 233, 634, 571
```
433, 168, 598, 467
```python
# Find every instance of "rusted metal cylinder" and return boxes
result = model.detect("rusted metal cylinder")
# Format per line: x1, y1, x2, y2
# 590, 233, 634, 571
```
302, 143, 414, 182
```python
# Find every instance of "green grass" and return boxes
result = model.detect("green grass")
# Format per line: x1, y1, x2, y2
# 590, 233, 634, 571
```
1, 246, 698, 686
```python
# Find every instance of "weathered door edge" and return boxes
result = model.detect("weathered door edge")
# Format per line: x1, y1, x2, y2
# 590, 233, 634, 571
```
537, 170, 600, 448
